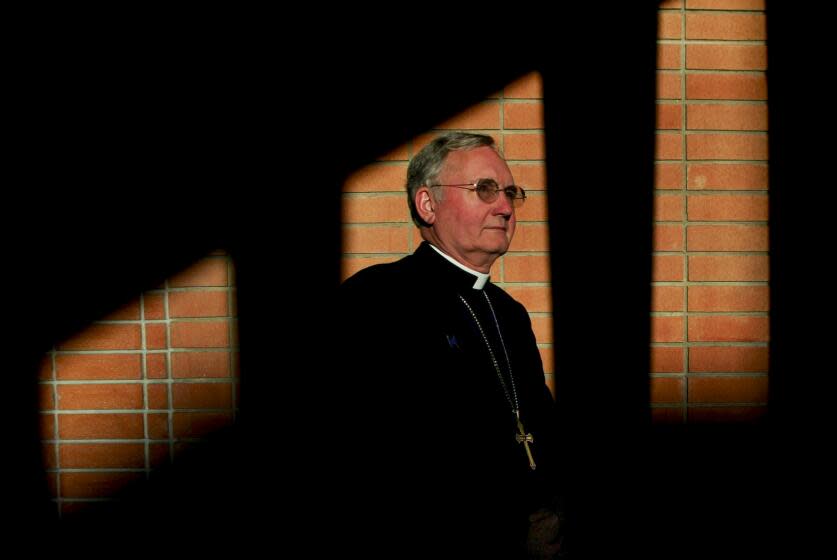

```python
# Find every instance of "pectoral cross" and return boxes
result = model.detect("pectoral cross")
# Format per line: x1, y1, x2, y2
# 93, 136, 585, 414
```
514, 412, 536, 470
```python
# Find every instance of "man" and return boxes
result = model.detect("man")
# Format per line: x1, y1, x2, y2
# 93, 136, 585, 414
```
338, 132, 562, 558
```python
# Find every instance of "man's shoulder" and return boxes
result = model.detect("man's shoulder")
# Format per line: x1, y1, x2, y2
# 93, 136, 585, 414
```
340, 254, 413, 294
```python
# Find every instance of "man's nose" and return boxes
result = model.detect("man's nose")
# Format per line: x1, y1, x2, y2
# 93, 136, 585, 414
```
492, 191, 514, 217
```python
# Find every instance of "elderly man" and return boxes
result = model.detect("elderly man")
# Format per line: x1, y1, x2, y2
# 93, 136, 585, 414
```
338, 132, 562, 558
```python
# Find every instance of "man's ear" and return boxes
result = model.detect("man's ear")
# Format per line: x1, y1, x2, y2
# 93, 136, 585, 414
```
416, 187, 436, 225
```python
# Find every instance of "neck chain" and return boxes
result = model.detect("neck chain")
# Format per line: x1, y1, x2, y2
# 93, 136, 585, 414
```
458, 290, 537, 470
458, 291, 519, 413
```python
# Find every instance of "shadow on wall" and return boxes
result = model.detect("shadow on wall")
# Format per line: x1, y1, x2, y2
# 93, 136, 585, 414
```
4, 4, 824, 558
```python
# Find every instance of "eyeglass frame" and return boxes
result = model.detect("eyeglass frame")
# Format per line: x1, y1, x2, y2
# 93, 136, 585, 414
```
427, 178, 527, 207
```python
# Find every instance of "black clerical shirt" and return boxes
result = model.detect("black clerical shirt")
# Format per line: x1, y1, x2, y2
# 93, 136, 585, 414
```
336, 241, 559, 557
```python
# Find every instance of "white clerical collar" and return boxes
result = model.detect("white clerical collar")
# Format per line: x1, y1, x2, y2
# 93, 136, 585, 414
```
428, 243, 490, 290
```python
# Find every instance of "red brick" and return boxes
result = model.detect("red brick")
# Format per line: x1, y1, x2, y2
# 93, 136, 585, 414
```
531, 346, 552, 375
652, 286, 685, 312
651, 377, 684, 403
145, 323, 168, 350
688, 406, 767, 423
530, 316, 553, 345
651, 407, 684, 424
343, 163, 408, 193
514, 193, 548, 222
660, 1, 683, 8
168, 290, 229, 318
654, 224, 683, 251
56, 354, 142, 381
342, 194, 409, 224
504, 102, 543, 129
657, 72, 682, 100
40, 414, 55, 439
59, 324, 142, 351
689, 346, 768, 372
103, 300, 141, 321
686, 13, 766, 40
659, 12, 682, 39
657, 44, 681, 70
687, 225, 768, 251
58, 384, 143, 411
60, 443, 145, 468
171, 351, 231, 379
652, 316, 684, 342
61, 472, 142, 499
503, 133, 545, 160
687, 163, 768, 189
40, 384, 55, 410
143, 293, 165, 320
687, 104, 767, 131
147, 413, 169, 439
655, 163, 684, 189
687, 194, 767, 221
504, 72, 543, 99
343, 225, 410, 254
688, 316, 769, 342
170, 320, 230, 349
145, 353, 168, 379
688, 376, 768, 403
504, 286, 552, 313
58, 413, 144, 439
688, 285, 769, 312
172, 383, 232, 410
437, 101, 500, 130
651, 347, 684, 373
655, 133, 683, 160
686, 45, 767, 71
172, 411, 234, 439
147, 384, 169, 409
510, 224, 549, 252
504, 255, 550, 282
410, 227, 423, 251
687, 133, 767, 160
656, 103, 682, 130
508, 163, 547, 191
340, 256, 401, 281
653, 256, 685, 281
686, 73, 767, 100
686, 0, 765, 10
169, 257, 229, 288
42, 443, 57, 469
655, 194, 684, 221
689, 255, 768, 281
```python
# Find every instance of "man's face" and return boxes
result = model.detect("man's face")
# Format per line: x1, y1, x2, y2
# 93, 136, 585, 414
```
431, 146, 517, 270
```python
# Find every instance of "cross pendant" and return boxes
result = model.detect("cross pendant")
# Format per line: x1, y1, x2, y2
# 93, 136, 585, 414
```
515, 415, 537, 470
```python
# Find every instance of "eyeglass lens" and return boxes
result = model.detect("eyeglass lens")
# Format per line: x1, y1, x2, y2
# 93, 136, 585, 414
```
475, 179, 525, 206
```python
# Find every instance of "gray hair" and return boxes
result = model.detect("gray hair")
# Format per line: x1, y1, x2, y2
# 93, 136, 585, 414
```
406, 132, 497, 227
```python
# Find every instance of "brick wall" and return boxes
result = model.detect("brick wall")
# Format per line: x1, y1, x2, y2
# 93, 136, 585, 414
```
39, 252, 238, 515
652, 0, 768, 422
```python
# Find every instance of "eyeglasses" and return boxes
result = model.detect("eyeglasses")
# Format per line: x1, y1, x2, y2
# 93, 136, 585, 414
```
429, 178, 527, 207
